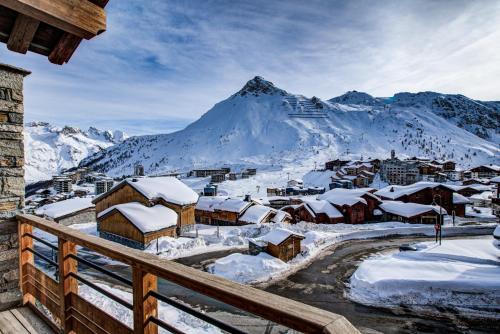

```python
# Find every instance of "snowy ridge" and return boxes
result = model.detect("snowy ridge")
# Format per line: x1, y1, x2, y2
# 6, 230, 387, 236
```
80, 77, 500, 176
25, 122, 127, 183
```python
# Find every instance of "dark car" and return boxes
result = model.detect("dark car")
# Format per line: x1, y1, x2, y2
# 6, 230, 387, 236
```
399, 243, 418, 251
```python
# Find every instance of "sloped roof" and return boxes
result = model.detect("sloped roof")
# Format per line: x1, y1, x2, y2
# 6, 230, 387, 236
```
239, 205, 275, 224
255, 228, 304, 246
303, 199, 343, 218
97, 202, 177, 233
93, 177, 199, 206
379, 201, 447, 218
452, 193, 471, 205
374, 182, 455, 200
35, 197, 94, 219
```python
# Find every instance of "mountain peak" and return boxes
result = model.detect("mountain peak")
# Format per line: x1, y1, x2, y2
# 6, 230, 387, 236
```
329, 91, 382, 106
237, 76, 286, 97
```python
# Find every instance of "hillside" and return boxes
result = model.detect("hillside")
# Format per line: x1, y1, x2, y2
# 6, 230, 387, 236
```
80, 77, 499, 176
25, 122, 127, 183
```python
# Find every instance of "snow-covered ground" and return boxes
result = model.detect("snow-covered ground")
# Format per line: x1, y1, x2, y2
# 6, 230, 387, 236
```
466, 206, 496, 219
208, 222, 497, 285
348, 237, 500, 319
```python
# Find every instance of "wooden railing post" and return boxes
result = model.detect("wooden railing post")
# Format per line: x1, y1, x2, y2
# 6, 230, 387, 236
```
58, 238, 78, 334
18, 221, 35, 305
133, 267, 158, 334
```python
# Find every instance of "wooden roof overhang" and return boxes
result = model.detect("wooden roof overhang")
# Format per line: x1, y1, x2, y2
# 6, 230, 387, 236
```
0, 0, 108, 64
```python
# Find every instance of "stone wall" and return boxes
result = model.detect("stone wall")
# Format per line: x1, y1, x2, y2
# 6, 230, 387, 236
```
0, 63, 30, 311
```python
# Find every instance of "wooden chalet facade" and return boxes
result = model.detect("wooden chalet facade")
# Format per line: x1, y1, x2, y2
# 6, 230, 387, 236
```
250, 228, 305, 262
469, 165, 500, 179
332, 201, 365, 224
97, 203, 177, 249
93, 178, 198, 234
379, 202, 444, 224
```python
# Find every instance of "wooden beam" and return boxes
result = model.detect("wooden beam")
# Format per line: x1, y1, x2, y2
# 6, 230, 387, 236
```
7, 13, 39, 53
18, 221, 35, 305
48, 32, 81, 65
58, 238, 78, 334
18, 214, 360, 334
133, 268, 158, 334
47, 0, 109, 64
0, 0, 106, 39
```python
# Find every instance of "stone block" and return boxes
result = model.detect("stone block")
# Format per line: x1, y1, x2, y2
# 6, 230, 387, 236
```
0, 176, 24, 197
1, 268, 19, 282
0, 100, 22, 114
0, 218, 18, 234
0, 167, 23, 177
0, 201, 17, 212
0, 123, 23, 133
10, 89, 23, 103
0, 290, 21, 311
8, 113, 23, 124
0, 112, 7, 122
0, 132, 22, 140
0, 249, 17, 262
0, 139, 23, 157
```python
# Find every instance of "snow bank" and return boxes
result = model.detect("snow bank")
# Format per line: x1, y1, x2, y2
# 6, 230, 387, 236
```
349, 237, 500, 318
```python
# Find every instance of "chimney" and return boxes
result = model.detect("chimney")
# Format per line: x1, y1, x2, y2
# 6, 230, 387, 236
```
244, 194, 252, 202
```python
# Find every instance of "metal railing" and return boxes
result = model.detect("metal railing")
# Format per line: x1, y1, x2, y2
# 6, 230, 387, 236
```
18, 214, 359, 334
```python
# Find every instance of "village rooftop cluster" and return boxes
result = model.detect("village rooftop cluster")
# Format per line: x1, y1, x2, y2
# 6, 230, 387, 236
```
27, 151, 500, 263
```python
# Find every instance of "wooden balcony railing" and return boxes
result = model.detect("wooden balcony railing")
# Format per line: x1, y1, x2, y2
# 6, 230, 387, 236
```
17, 214, 359, 334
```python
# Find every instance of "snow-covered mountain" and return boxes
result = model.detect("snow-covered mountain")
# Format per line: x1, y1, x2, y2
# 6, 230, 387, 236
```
25, 122, 127, 183
80, 77, 499, 176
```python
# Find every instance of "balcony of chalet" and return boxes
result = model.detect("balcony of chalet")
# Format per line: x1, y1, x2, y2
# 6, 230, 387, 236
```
0, 1, 358, 333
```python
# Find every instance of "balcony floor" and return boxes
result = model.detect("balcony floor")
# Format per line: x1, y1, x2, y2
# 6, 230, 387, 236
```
0, 307, 55, 334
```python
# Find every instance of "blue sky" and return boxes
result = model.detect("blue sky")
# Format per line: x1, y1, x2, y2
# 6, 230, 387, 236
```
1, 0, 500, 135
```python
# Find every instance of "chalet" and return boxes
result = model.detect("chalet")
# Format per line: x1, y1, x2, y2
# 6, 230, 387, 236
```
456, 184, 491, 197
319, 191, 367, 224
379, 201, 446, 224
92, 176, 199, 234
319, 188, 381, 222
452, 193, 470, 217
195, 197, 255, 226
301, 199, 344, 224
271, 210, 293, 224
250, 228, 305, 262
469, 191, 493, 208
97, 203, 177, 249
462, 178, 490, 186
287, 179, 303, 188
469, 164, 500, 179
194, 196, 228, 224
325, 159, 349, 171
374, 182, 463, 217
35, 197, 95, 226
442, 161, 456, 171
239, 204, 276, 224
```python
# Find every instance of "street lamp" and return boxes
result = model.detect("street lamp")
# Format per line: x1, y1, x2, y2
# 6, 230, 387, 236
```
432, 194, 443, 245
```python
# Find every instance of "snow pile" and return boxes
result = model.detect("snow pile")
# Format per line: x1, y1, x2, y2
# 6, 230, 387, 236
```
97, 203, 177, 233
349, 237, 500, 318
35, 197, 94, 219
466, 206, 496, 218
79, 283, 221, 333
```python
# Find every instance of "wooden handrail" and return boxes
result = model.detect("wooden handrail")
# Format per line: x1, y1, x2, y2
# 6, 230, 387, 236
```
18, 214, 359, 334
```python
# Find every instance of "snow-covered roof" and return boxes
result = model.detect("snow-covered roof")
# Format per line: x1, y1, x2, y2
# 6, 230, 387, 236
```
35, 197, 94, 219
318, 188, 370, 206
470, 191, 493, 201
255, 228, 304, 246
97, 202, 177, 233
379, 201, 447, 218
239, 205, 275, 224
213, 198, 252, 213
452, 193, 470, 205
490, 176, 500, 183
126, 177, 199, 205
494, 225, 500, 239
271, 210, 292, 223
195, 196, 228, 212
374, 182, 454, 200
303, 199, 343, 218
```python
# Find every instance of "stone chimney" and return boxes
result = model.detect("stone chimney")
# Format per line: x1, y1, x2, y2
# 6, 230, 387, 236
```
0, 63, 30, 310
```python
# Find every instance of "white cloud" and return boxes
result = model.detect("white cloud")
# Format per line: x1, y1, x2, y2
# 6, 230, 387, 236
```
1, 0, 499, 135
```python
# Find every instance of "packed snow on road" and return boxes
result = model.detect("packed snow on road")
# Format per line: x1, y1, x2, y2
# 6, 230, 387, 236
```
348, 237, 500, 319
